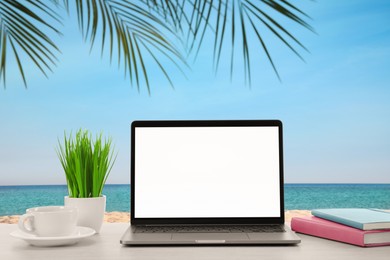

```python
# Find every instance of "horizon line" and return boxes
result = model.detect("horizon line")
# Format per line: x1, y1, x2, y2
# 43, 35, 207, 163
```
1, 182, 389, 187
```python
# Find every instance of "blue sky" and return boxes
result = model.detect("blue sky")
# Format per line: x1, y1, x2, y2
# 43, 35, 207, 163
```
1, 0, 390, 185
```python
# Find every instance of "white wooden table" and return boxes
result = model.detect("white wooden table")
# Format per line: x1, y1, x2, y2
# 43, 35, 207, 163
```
1, 223, 389, 260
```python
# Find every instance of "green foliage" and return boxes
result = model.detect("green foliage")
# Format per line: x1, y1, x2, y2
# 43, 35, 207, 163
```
56, 129, 116, 198
0, 0, 62, 88
1, 0, 314, 89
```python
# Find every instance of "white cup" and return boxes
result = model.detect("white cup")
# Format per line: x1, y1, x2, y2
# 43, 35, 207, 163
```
18, 206, 78, 237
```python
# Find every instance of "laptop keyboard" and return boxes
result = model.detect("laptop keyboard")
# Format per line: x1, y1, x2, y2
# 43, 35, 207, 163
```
135, 225, 285, 233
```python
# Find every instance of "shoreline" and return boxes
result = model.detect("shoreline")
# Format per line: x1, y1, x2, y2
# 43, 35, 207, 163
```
0, 210, 312, 224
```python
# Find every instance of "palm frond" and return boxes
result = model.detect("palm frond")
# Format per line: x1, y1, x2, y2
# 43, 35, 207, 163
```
2, 0, 313, 89
0, 0, 61, 88
149, 0, 313, 83
210, 0, 314, 82
63, 0, 187, 92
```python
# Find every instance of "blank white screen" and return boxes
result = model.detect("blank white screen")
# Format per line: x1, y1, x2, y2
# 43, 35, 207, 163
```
134, 126, 281, 218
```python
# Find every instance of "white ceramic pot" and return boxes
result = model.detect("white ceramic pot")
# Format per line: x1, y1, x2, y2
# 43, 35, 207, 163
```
64, 195, 106, 233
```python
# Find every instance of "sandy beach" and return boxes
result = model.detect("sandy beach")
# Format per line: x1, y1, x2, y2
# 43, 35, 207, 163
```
0, 210, 311, 224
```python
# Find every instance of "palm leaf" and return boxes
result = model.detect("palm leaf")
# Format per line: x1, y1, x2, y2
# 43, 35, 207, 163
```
2, 0, 313, 89
149, 0, 313, 83
0, 0, 61, 88
207, 0, 314, 82
63, 0, 187, 92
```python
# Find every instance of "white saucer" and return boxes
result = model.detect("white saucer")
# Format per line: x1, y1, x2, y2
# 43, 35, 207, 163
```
10, 226, 96, 247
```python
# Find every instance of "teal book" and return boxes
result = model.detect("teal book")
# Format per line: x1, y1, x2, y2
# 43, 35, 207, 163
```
311, 208, 390, 230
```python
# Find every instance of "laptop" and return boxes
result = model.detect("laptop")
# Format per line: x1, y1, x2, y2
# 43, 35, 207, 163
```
120, 120, 301, 245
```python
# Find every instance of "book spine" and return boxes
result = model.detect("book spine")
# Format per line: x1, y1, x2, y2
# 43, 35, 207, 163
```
311, 210, 364, 230
291, 217, 365, 247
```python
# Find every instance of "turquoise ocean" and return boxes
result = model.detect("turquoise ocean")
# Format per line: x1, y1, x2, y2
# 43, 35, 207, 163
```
1, 184, 389, 216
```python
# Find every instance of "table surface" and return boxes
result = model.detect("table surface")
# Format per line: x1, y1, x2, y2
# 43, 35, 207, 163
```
1, 223, 390, 260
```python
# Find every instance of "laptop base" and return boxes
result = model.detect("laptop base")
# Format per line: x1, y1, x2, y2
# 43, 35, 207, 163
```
120, 224, 301, 246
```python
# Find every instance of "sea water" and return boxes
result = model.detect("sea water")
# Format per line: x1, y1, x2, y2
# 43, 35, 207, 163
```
284, 184, 390, 209
0, 184, 389, 215
0, 185, 130, 215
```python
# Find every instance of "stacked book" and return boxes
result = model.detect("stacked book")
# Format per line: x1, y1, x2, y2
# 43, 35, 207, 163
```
291, 208, 390, 247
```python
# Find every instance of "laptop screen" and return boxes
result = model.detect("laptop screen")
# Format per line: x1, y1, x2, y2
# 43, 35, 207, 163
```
131, 120, 284, 223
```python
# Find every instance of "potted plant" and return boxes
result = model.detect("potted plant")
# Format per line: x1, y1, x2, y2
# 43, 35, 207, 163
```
57, 129, 116, 233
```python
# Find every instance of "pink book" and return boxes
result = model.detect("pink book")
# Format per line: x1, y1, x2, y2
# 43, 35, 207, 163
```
291, 216, 390, 247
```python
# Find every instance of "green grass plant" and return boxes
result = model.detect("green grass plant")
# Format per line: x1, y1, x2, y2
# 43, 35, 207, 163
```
57, 129, 116, 198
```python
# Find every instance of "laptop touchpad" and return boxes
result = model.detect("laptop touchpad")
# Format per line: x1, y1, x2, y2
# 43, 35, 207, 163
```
172, 233, 249, 241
